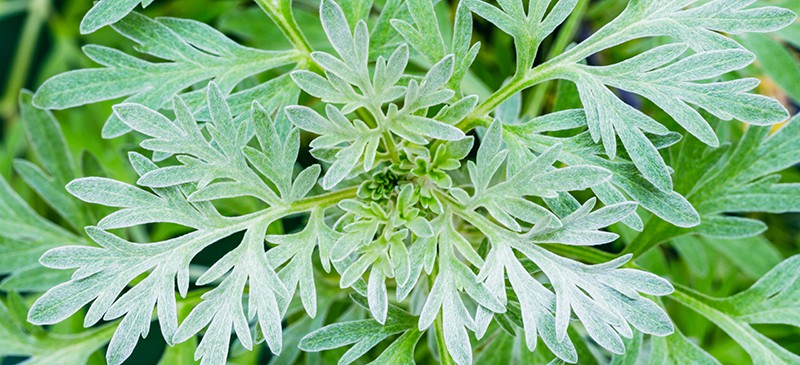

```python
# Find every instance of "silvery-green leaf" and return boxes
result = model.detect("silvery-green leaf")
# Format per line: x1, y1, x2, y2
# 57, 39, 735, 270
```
34, 13, 299, 137
79, 0, 154, 34
466, 0, 579, 73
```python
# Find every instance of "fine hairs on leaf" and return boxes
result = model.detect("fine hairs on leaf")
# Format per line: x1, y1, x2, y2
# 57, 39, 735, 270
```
4, 0, 799, 364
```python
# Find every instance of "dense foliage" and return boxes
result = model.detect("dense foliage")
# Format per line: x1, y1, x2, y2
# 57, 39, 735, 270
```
1, 0, 799, 364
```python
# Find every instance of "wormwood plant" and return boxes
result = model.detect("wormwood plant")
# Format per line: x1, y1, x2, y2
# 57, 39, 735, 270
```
2, 0, 800, 364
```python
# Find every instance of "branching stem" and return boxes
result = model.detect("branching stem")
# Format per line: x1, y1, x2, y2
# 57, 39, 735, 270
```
523, 0, 589, 117
458, 62, 561, 131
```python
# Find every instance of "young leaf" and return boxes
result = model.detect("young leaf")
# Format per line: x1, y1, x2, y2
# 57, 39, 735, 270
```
286, 104, 381, 189
466, 0, 579, 74
392, 0, 480, 90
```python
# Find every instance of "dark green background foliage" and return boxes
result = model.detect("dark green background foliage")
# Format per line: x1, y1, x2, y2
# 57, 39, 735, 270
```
1, 0, 799, 364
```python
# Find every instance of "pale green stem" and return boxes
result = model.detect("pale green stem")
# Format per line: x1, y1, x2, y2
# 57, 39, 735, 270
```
382, 130, 401, 164
253, 0, 313, 56
223, 186, 357, 232
669, 283, 766, 352
457, 2, 649, 132
523, 0, 589, 117
427, 272, 455, 365
435, 313, 454, 365
145, 187, 358, 269
622, 218, 680, 258
287, 186, 358, 212
362, 88, 402, 164
457, 62, 561, 131
669, 284, 720, 317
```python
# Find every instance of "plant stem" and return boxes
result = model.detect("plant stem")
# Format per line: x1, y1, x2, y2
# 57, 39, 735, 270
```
428, 272, 454, 365
541, 243, 615, 264
465, 74, 529, 126
669, 284, 718, 314
254, 0, 319, 70
229, 186, 357, 227
382, 130, 401, 164
434, 313, 454, 365
290, 186, 358, 213
457, 62, 560, 132
166, 187, 357, 263
668, 283, 762, 351
523, 0, 589, 117
456, 1, 651, 132
254, 0, 312, 54
364, 95, 401, 164
622, 218, 682, 258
